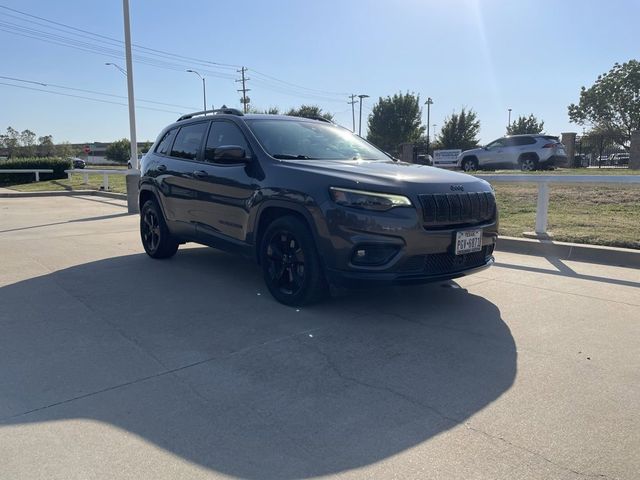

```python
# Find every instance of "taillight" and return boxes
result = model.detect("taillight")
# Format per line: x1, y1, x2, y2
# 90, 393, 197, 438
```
542, 143, 557, 148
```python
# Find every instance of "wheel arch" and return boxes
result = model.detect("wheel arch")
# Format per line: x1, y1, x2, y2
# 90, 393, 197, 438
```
253, 201, 322, 264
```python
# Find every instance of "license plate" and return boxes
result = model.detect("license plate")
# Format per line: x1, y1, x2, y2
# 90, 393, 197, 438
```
455, 229, 483, 255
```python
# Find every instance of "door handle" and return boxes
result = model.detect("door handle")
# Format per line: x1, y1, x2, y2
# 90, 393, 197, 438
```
157, 164, 167, 172
193, 170, 208, 178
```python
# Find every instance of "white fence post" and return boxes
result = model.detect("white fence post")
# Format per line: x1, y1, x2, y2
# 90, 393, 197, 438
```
535, 182, 550, 235
83, 173, 89, 184
35, 171, 40, 182
103, 173, 109, 190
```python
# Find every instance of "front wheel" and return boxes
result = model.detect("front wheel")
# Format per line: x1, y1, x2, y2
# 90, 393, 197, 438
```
461, 158, 478, 172
140, 199, 179, 259
260, 216, 328, 306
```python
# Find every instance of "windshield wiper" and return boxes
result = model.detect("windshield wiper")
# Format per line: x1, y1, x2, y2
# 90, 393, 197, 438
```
272, 154, 316, 160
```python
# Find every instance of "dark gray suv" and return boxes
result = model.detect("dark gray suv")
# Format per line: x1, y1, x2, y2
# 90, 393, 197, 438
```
139, 109, 498, 305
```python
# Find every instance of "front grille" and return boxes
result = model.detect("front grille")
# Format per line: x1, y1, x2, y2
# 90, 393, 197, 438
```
419, 192, 496, 227
399, 247, 491, 274
424, 248, 488, 274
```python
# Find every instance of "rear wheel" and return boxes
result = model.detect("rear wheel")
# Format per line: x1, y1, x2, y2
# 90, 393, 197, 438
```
260, 216, 328, 306
461, 157, 478, 172
520, 156, 538, 171
140, 199, 179, 259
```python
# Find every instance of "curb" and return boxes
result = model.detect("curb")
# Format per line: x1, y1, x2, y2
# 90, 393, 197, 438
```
496, 236, 640, 269
0, 190, 127, 200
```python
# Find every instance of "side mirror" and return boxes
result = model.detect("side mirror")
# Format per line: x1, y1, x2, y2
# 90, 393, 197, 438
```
213, 145, 250, 163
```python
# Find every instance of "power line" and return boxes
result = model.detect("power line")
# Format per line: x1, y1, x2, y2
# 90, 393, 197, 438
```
0, 4, 352, 102
0, 75, 198, 110
0, 81, 184, 114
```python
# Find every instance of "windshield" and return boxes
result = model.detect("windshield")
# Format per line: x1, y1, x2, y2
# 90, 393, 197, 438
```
245, 119, 389, 161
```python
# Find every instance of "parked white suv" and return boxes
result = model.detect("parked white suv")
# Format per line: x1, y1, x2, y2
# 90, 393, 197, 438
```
457, 135, 568, 171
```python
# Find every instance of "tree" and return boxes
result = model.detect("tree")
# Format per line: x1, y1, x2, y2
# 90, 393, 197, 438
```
507, 114, 545, 135
37, 135, 55, 157
139, 141, 153, 154
3, 127, 20, 158
20, 129, 37, 157
366, 92, 426, 155
55, 141, 79, 158
286, 105, 333, 121
436, 108, 481, 150
568, 59, 640, 148
105, 138, 131, 163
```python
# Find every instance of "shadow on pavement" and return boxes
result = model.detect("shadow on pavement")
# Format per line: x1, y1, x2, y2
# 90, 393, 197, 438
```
0, 247, 516, 479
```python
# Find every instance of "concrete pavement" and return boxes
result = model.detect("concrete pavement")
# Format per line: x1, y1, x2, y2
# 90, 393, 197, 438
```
0, 195, 639, 479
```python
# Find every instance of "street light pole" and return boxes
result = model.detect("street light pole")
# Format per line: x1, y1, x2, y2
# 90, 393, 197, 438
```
424, 97, 433, 154
105, 62, 127, 76
508, 108, 512, 131
358, 94, 369, 137
348, 94, 357, 133
122, 0, 139, 213
187, 69, 206, 112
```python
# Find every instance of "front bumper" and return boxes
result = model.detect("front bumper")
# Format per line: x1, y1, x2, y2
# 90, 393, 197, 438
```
316, 201, 498, 287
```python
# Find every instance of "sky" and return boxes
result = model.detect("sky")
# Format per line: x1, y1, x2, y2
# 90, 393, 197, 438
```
1, 0, 639, 145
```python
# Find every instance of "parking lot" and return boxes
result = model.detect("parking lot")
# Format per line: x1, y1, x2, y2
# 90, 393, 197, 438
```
0, 194, 639, 479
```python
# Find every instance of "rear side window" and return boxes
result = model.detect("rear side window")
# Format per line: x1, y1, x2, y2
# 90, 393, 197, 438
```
170, 122, 208, 160
204, 121, 250, 162
155, 128, 177, 155
509, 137, 536, 146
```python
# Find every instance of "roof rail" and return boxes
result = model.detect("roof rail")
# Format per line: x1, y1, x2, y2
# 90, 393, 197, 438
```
177, 107, 244, 122
305, 115, 333, 124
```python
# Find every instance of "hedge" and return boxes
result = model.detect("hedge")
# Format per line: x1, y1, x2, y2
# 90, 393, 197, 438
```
0, 157, 72, 184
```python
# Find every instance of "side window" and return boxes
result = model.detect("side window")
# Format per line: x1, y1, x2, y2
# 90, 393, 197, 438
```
512, 137, 536, 146
155, 128, 177, 155
486, 139, 504, 149
204, 121, 250, 162
170, 123, 208, 160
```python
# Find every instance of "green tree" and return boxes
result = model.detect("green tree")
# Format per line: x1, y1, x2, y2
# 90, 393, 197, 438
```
55, 141, 78, 158
507, 114, 545, 135
249, 106, 281, 114
436, 108, 481, 150
3, 127, 20, 158
105, 138, 131, 163
37, 135, 55, 157
568, 59, 640, 148
366, 92, 426, 155
19, 129, 37, 157
139, 141, 153, 154
286, 105, 333, 121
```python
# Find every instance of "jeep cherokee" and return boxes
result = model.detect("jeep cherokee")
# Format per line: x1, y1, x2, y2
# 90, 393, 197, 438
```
139, 108, 498, 305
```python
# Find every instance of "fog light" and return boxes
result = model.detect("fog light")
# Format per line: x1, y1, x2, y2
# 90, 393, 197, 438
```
351, 244, 400, 266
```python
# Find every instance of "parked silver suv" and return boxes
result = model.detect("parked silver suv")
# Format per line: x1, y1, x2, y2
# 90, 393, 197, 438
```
457, 135, 567, 171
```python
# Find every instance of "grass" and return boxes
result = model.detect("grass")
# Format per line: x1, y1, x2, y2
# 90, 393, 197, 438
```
4, 167, 640, 249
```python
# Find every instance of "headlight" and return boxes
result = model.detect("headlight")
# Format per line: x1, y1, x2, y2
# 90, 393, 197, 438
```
329, 187, 412, 211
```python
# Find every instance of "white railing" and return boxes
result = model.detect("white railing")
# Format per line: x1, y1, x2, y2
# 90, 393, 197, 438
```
475, 174, 640, 236
0, 169, 53, 182
65, 168, 128, 190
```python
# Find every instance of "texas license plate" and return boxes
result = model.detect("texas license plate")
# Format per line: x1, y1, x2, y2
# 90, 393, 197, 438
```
455, 229, 483, 255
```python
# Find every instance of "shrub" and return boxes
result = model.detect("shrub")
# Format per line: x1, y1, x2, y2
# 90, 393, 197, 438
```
0, 157, 72, 184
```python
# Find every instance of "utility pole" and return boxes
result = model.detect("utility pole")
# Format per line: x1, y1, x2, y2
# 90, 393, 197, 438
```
348, 94, 357, 132
122, 0, 139, 213
507, 108, 512, 131
236, 67, 250, 113
358, 94, 369, 137
424, 97, 433, 154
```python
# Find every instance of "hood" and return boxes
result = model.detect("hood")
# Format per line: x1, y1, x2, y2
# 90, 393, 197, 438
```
460, 147, 484, 156
276, 159, 491, 193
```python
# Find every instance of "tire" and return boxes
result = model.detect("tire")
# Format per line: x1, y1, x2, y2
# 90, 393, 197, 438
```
461, 157, 478, 172
140, 199, 179, 259
520, 155, 538, 171
260, 215, 328, 306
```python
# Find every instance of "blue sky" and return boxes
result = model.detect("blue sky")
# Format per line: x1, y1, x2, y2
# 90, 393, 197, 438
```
1, 0, 639, 144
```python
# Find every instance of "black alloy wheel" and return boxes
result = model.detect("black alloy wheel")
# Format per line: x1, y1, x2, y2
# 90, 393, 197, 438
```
140, 199, 179, 259
260, 216, 328, 306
